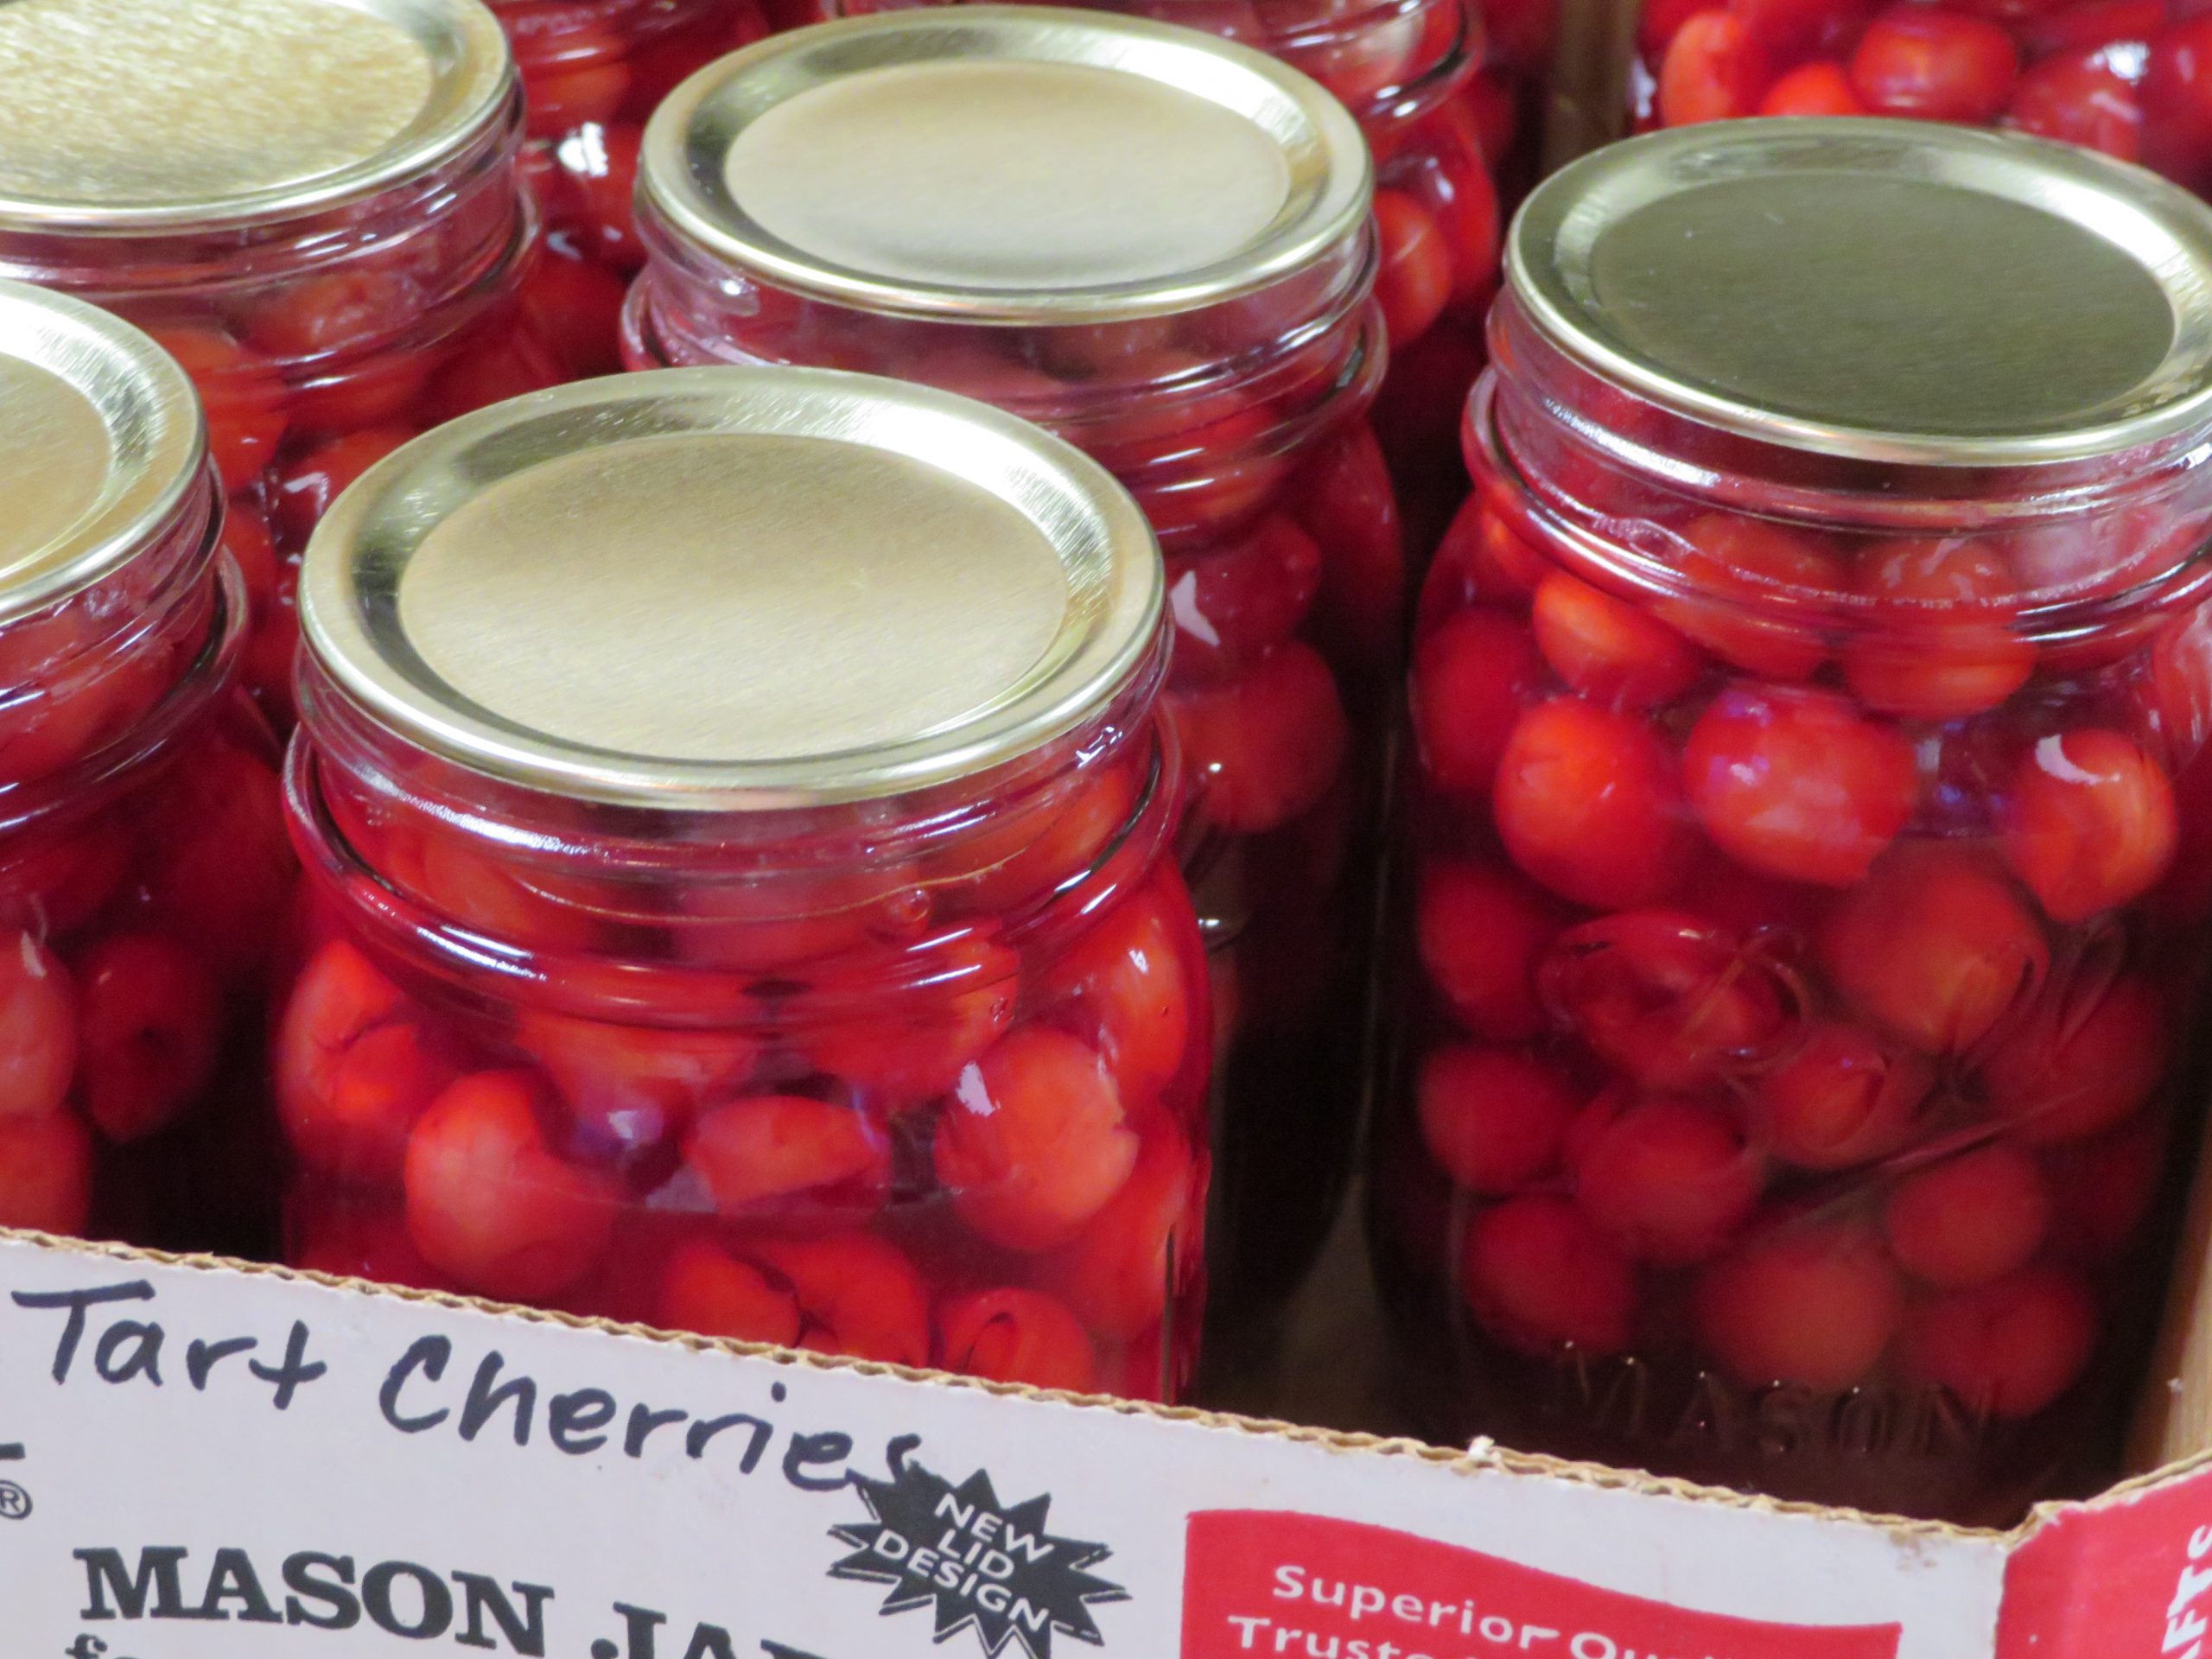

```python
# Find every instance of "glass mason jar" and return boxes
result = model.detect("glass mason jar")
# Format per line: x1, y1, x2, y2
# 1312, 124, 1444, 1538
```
817, 0, 1503, 550
276, 367, 1212, 1400
0, 279, 294, 1257
493, 0, 770, 361
625, 10, 1400, 1355
0, 0, 588, 730
1632, 0, 2212, 199
1374, 119, 2212, 1523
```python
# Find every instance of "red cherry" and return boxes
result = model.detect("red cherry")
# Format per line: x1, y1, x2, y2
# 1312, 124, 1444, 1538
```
1694, 1217, 1902, 1390
513, 1009, 758, 1149
1844, 537, 2036, 720
1659, 10, 1774, 124
273, 427, 419, 551
516, 248, 631, 378
2043, 1116, 2164, 1263
676, 862, 918, 974
933, 1028, 1138, 1252
533, 54, 632, 131
1531, 570, 1704, 710
2006, 46, 2144, 160
2139, 16, 2212, 189
1412, 608, 1548, 795
0, 931, 75, 1123
137, 731, 293, 981
1900, 1268, 2096, 1418
1685, 683, 1918, 887
1430, 500, 1553, 611
1979, 973, 2164, 1145
248, 270, 429, 431
1820, 852, 2048, 1053
1374, 190, 1454, 348
1494, 698, 1692, 908
1541, 910, 1790, 1088
1417, 1043, 1581, 1192
1575, 1095, 1764, 1264
1173, 642, 1350, 835
1038, 1120, 1199, 1342
2001, 728, 2177, 923
1885, 1143, 2049, 1288
1761, 60, 1866, 112
0, 818, 129, 938
1163, 513, 1324, 681
0, 1109, 91, 1234
1039, 881, 1197, 1104
753, 1232, 933, 1367
658, 1238, 803, 1348
375, 820, 608, 952
1851, 6, 2020, 118
148, 327, 289, 493
1416, 857, 1567, 1042
1459, 1194, 1637, 1357
276, 938, 450, 1179
1666, 514, 1846, 679
929, 760, 1137, 918
404, 1069, 620, 1301
2022, 0, 2162, 54
416, 320, 568, 428
1289, 423, 1407, 679
72, 933, 220, 1144
937, 1287, 1097, 1392
1751, 1020, 1929, 1168
684, 1095, 888, 1216
804, 930, 1019, 1105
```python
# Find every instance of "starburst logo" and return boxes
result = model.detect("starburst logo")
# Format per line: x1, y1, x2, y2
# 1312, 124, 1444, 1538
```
830, 1454, 1127, 1658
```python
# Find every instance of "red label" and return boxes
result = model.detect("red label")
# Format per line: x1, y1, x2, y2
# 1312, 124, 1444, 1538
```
1182, 1511, 1903, 1659
1997, 1464, 2212, 1659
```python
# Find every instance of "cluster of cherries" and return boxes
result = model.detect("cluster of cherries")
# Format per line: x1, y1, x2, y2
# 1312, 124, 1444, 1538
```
1637, 0, 2212, 190
497, 0, 770, 360
1385, 439, 2212, 1458
0, 542, 294, 1250
277, 740, 1212, 1398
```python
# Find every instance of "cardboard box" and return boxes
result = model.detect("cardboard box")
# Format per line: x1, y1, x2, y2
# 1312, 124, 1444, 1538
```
9, 1209, 2212, 1659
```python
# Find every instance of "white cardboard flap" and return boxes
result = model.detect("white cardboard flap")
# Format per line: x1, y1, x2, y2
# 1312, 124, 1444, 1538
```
0, 1235, 2005, 1659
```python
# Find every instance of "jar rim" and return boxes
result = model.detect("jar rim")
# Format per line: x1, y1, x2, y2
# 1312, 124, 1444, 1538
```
1509, 119, 2212, 468
299, 365, 1167, 811
0, 0, 515, 235
639, 5, 1373, 325
0, 277, 207, 626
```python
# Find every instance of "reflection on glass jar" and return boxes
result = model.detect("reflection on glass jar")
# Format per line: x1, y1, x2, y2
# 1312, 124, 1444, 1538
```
0, 0, 592, 730
0, 279, 295, 1257
276, 366, 1212, 1400
493, 0, 769, 361
1374, 120, 2212, 1523
623, 11, 1400, 1357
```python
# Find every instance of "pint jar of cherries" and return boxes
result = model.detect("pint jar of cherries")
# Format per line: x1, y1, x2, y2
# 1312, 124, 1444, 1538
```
276, 366, 1211, 1400
1375, 119, 2212, 1522
1635, 0, 2212, 198
0, 0, 588, 729
822, 0, 1504, 545
492, 0, 769, 350
625, 11, 1399, 1342
0, 279, 294, 1256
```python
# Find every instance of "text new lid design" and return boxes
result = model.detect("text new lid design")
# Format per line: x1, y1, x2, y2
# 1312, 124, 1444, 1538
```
0, 0, 513, 232
1510, 119, 2212, 465
641, 5, 1372, 322
300, 366, 1165, 809
0, 278, 207, 625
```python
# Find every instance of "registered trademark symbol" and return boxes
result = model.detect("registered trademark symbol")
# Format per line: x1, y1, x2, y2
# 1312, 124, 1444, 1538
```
0, 1480, 33, 1519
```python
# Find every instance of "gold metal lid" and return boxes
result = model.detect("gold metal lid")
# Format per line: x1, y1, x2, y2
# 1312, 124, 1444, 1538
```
300, 366, 1164, 809
0, 0, 513, 232
640, 6, 1371, 322
1510, 119, 2212, 465
0, 278, 207, 625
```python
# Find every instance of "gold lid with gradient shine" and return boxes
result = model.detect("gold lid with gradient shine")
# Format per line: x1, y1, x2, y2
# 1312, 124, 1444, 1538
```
1510, 119, 2212, 465
0, 0, 513, 232
300, 366, 1165, 810
640, 5, 1372, 323
0, 279, 207, 625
